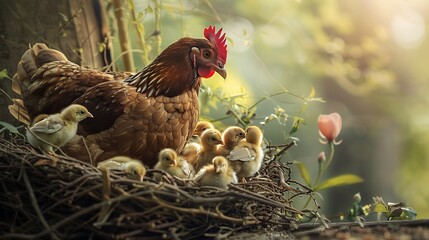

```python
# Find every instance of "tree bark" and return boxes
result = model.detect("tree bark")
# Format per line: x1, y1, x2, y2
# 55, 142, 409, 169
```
0, 0, 110, 124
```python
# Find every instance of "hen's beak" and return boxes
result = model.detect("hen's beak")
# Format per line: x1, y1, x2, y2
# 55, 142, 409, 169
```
213, 61, 227, 79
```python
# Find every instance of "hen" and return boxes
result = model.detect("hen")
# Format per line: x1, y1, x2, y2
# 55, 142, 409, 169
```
11, 26, 227, 167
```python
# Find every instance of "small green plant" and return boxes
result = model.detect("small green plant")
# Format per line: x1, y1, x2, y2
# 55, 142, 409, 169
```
341, 193, 417, 227
295, 112, 363, 212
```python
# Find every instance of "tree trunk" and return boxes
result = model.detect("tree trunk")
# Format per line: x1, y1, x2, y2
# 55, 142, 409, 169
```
0, 0, 110, 124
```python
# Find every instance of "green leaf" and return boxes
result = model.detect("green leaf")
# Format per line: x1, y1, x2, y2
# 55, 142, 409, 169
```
98, 42, 106, 53
315, 174, 363, 191
289, 117, 304, 135
0, 69, 8, 80
308, 86, 316, 98
59, 12, 69, 22
374, 203, 388, 214
293, 160, 312, 186
0, 121, 20, 134
400, 207, 417, 220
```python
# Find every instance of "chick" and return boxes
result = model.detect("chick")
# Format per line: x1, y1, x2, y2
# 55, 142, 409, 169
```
178, 156, 195, 178
195, 129, 223, 171
193, 156, 238, 189
188, 121, 215, 144
26, 104, 93, 154
179, 142, 200, 167
216, 126, 246, 157
154, 148, 194, 181
97, 156, 146, 181
227, 126, 264, 181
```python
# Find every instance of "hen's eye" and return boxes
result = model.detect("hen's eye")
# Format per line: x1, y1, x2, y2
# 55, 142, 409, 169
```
203, 50, 211, 59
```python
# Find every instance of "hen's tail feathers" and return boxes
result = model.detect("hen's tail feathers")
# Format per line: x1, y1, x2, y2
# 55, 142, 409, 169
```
12, 43, 68, 95
8, 99, 31, 126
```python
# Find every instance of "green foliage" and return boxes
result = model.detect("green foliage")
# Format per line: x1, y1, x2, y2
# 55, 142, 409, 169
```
0, 69, 10, 80
340, 194, 417, 226
0, 121, 20, 135
314, 174, 363, 191
294, 160, 311, 187
373, 196, 417, 221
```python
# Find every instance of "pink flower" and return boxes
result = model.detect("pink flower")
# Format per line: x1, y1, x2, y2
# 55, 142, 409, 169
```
318, 112, 342, 144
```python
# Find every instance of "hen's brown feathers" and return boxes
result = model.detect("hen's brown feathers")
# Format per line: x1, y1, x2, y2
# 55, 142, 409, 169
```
12, 27, 227, 167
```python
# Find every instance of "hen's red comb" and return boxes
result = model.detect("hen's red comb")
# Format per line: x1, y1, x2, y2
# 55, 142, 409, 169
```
204, 25, 227, 65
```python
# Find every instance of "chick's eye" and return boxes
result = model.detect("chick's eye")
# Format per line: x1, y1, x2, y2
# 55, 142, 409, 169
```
203, 50, 211, 59
79, 110, 85, 115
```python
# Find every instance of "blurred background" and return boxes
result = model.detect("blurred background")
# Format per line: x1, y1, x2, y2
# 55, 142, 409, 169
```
1, 0, 429, 218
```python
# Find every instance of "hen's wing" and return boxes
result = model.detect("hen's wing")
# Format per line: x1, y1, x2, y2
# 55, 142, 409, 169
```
73, 80, 131, 135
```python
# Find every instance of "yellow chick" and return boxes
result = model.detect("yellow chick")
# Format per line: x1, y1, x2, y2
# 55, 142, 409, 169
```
216, 126, 246, 157
26, 104, 93, 154
154, 148, 194, 181
178, 156, 195, 178
227, 126, 264, 181
193, 156, 238, 189
193, 121, 215, 137
97, 156, 146, 181
188, 121, 215, 144
179, 142, 200, 167
195, 129, 223, 171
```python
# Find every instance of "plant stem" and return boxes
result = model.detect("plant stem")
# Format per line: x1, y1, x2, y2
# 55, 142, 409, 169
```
322, 142, 335, 173
129, 0, 150, 66
154, 0, 162, 55
112, 0, 135, 71
302, 142, 335, 210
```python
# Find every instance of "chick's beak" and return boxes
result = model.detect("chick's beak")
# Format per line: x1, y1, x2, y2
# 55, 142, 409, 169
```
215, 166, 222, 173
213, 61, 227, 79
87, 112, 94, 118
139, 175, 144, 182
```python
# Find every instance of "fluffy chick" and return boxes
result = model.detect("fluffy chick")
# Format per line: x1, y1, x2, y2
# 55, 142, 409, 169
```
26, 104, 93, 153
97, 156, 146, 181
154, 148, 193, 181
227, 126, 264, 181
188, 121, 215, 144
179, 142, 200, 167
193, 156, 238, 189
195, 129, 223, 171
216, 126, 246, 157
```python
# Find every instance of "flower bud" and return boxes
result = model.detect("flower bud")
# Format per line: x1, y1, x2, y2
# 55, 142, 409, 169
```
318, 151, 326, 163
318, 112, 342, 144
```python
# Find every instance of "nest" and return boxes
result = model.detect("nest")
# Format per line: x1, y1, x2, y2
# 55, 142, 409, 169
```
0, 132, 315, 239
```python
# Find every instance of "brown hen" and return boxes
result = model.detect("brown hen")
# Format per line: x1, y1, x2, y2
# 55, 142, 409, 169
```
11, 26, 228, 167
